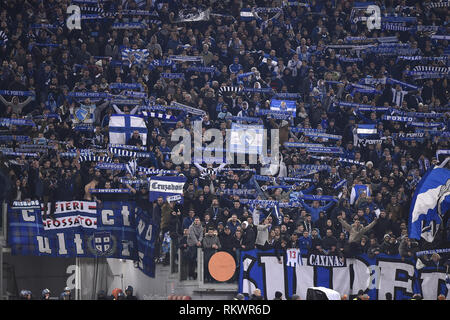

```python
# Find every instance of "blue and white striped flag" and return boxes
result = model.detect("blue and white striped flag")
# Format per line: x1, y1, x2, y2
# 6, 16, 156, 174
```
409, 166, 450, 243
357, 123, 377, 136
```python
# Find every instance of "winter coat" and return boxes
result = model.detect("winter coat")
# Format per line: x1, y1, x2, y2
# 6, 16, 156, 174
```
338, 216, 377, 243
203, 234, 221, 250
187, 223, 204, 247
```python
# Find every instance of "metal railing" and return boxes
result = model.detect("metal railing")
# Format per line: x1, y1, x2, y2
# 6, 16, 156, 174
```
170, 242, 237, 291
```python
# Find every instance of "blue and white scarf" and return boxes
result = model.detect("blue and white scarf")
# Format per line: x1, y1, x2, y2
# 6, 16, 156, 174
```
109, 82, 144, 91
95, 163, 127, 171
306, 147, 343, 154
225, 116, 262, 123
160, 73, 185, 79
220, 189, 257, 195
274, 92, 302, 99
290, 127, 325, 134
284, 142, 325, 148
257, 109, 292, 120
2, 151, 38, 157
243, 87, 274, 94
90, 188, 131, 194
0, 118, 35, 127
79, 155, 112, 163
0, 135, 30, 142
303, 132, 342, 140
113, 22, 147, 29
337, 157, 366, 166
137, 167, 177, 175
168, 55, 203, 63
333, 179, 347, 190
0, 90, 35, 97
109, 147, 137, 158
186, 66, 216, 73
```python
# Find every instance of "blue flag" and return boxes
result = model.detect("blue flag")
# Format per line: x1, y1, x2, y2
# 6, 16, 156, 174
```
409, 166, 450, 242
272, 204, 282, 225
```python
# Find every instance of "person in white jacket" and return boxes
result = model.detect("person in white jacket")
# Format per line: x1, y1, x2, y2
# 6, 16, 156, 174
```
287, 54, 302, 77
255, 217, 272, 250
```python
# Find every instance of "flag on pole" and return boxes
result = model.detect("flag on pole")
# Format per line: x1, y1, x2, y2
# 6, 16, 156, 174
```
409, 165, 450, 243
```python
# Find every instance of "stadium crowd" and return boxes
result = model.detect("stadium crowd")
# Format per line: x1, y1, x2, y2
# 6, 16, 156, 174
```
0, 0, 449, 290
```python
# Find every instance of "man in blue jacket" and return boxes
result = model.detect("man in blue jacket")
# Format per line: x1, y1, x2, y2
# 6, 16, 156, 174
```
299, 198, 338, 223
298, 230, 312, 254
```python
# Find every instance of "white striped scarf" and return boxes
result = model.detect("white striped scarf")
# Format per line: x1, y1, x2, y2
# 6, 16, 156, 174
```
109, 147, 137, 158
0, 30, 7, 45
381, 23, 415, 32
218, 86, 242, 96
126, 158, 137, 176
413, 66, 449, 73
426, 1, 450, 8
78, 155, 113, 163
141, 111, 175, 121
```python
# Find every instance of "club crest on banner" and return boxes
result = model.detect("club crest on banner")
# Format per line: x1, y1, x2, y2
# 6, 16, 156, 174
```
75, 107, 89, 122
87, 232, 117, 256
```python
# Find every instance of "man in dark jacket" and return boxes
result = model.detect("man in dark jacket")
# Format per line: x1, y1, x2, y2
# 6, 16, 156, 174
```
219, 226, 234, 255
125, 286, 138, 300
241, 221, 256, 250
322, 229, 338, 253
374, 210, 392, 243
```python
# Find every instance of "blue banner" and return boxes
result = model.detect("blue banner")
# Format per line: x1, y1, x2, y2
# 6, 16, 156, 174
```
7, 201, 158, 277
